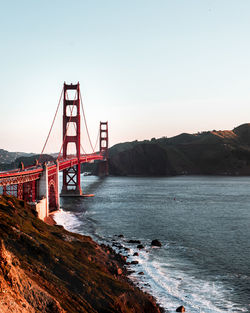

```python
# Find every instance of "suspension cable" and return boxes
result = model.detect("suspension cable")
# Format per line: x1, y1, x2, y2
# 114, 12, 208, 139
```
38, 87, 64, 164
56, 90, 77, 162
93, 129, 100, 152
65, 91, 87, 155
80, 91, 95, 153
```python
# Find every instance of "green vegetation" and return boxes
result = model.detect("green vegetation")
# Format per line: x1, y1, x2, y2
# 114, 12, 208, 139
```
0, 196, 162, 313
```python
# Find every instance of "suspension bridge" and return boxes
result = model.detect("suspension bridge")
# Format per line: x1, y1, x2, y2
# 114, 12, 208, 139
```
0, 82, 109, 220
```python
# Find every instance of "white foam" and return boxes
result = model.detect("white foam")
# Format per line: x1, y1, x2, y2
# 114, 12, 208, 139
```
53, 209, 82, 232
53, 210, 248, 313
127, 248, 248, 313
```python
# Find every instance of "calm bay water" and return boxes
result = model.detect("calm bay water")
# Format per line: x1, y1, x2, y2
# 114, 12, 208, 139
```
54, 175, 250, 313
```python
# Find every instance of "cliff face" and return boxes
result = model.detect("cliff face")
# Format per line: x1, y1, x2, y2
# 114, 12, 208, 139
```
109, 124, 250, 176
0, 196, 163, 313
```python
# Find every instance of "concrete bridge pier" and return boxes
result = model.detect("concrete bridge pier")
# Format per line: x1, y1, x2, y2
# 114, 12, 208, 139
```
36, 163, 49, 220
35, 162, 60, 220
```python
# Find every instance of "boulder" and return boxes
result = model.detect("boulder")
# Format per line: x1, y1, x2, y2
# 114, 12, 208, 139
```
138, 271, 144, 275
151, 239, 162, 247
133, 252, 139, 256
118, 234, 124, 238
131, 260, 139, 265
128, 239, 141, 244
137, 244, 144, 249
176, 305, 185, 312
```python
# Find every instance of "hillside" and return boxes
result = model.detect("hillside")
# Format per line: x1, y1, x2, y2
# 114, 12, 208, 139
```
0, 149, 34, 165
109, 124, 250, 176
2, 124, 250, 176
0, 154, 55, 171
0, 195, 163, 313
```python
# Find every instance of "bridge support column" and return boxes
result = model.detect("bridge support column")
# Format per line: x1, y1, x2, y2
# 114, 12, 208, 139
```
37, 164, 49, 219
56, 161, 60, 208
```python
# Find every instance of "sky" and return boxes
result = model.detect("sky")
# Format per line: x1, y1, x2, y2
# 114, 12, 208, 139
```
0, 0, 250, 153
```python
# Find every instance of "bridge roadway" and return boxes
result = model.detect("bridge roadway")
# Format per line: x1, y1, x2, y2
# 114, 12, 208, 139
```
0, 153, 105, 221
0, 153, 103, 187
0, 82, 109, 222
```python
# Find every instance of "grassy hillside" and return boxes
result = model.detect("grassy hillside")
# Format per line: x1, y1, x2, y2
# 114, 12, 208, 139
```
0, 195, 163, 313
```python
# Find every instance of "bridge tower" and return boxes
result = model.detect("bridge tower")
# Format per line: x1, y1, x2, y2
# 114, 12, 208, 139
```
61, 82, 82, 196
99, 121, 109, 176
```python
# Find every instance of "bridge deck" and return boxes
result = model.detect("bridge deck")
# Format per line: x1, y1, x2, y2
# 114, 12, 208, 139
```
0, 153, 104, 186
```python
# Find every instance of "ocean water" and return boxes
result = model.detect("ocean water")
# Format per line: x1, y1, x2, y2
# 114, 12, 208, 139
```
54, 175, 250, 313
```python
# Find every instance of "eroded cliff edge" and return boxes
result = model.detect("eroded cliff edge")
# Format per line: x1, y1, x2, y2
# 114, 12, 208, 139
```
0, 196, 163, 313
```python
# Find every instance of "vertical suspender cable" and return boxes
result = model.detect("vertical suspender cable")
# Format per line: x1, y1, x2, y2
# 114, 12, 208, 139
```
80, 91, 95, 153
56, 90, 78, 162
65, 92, 87, 155
38, 87, 64, 164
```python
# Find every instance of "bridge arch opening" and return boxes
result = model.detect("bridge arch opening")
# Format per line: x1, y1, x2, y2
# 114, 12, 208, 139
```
66, 142, 77, 157
66, 89, 77, 100
66, 122, 77, 136
66, 105, 77, 117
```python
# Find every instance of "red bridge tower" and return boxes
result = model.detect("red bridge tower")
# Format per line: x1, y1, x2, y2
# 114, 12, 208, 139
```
99, 121, 109, 176
61, 82, 82, 196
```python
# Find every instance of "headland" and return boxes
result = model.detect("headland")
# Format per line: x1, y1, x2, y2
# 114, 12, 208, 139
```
0, 195, 163, 313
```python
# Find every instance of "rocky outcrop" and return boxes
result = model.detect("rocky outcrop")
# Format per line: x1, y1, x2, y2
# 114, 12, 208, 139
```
0, 241, 64, 313
0, 196, 164, 313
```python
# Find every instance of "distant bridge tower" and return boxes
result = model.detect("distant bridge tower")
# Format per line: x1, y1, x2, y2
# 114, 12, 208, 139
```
61, 82, 82, 195
99, 121, 109, 176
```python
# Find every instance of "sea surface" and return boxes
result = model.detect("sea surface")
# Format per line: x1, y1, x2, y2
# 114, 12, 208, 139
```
54, 175, 250, 313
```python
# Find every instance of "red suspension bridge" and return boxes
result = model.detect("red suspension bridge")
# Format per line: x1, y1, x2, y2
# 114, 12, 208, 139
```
0, 82, 109, 220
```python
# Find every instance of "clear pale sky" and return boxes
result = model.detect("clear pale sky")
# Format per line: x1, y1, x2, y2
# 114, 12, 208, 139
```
0, 0, 250, 153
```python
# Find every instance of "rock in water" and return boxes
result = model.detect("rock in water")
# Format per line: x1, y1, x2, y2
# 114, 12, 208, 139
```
151, 239, 162, 247
137, 244, 144, 249
128, 239, 141, 244
176, 305, 185, 312
131, 260, 139, 265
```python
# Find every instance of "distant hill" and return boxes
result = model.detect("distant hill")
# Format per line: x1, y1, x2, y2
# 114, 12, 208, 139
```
109, 124, 250, 176
0, 153, 55, 171
0, 149, 34, 165
3, 123, 250, 176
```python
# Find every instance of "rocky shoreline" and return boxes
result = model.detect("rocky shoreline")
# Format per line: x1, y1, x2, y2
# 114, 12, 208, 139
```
0, 195, 164, 313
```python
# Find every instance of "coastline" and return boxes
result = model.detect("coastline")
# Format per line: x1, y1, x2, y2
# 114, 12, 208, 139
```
48, 209, 165, 312
0, 196, 164, 313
